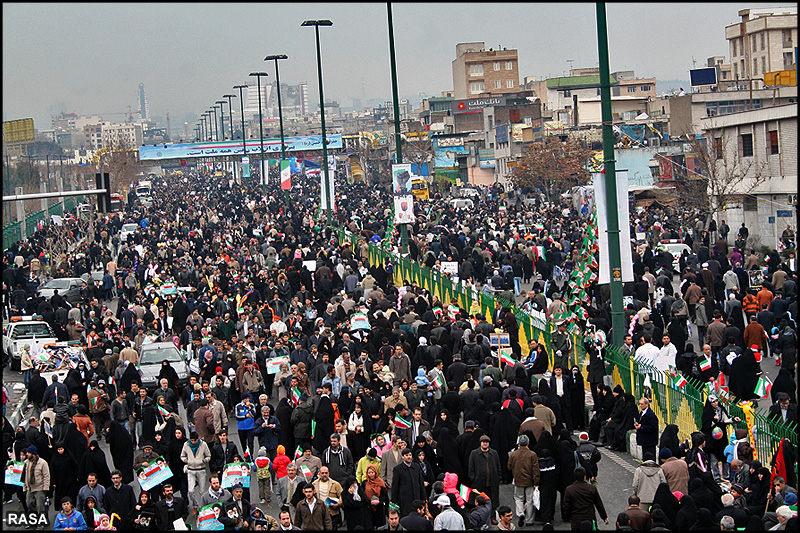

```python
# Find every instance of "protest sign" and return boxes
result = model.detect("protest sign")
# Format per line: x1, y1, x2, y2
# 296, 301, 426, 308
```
135, 456, 173, 492
197, 503, 224, 530
265, 356, 289, 375
222, 462, 252, 488
5, 461, 23, 486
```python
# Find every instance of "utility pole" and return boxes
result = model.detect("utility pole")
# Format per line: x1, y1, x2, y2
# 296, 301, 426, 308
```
597, 2, 625, 342
387, 2, 408, 255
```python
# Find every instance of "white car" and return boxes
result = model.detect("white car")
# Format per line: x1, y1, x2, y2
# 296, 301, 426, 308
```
3, 316, 58, 371
120, 223, 139, 243
656, 241, 692, 271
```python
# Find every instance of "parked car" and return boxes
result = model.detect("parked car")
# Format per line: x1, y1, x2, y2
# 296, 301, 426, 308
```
656, 240, 692, 272
120, 223, 139, 243
38, 277, 84, 304
3, 316, 58, 371
448, 198, 474, 210
138, 341, 190, 391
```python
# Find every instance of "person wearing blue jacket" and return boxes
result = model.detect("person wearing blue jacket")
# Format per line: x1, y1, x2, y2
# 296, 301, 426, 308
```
53, 497, 88, 530
253, 404, 282, 459
234, 393, 256, 458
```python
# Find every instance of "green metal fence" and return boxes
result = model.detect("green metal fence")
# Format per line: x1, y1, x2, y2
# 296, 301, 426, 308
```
331, 224, 797, 464
3, 197, 81, 251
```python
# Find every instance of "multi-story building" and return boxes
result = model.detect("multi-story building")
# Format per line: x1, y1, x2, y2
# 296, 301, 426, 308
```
726, 7, 797, 88
101, 123, 143, 149
452, 42, 520, 99
611, 71, 656, 99
699, 103, 797, 249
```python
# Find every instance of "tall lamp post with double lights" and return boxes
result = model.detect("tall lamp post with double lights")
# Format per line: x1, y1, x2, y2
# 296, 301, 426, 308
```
233, 84, 248, 185
223, 94, 236, 181
265, 54, 289, 205
249, 72, 269, 190
210, 106, 218, 141
387, 3, 408, 255
301, 19, 333, 226
216, 100, 227, 140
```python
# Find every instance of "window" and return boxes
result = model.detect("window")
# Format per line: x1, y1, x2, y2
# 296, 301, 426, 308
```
506, 79, 514, 88
732, 39, 737, 56
783, 30, 793, 46
733, 63, 738, 79
714, 137, 722, 160
722, 71, 728, 79
740, 133, 753, 157
752, 35, 757, 52
469, 63, 484, 76
761, 57, 766, 75
753, 59, 758, 76
761, 32, 766, 50
768, 130, 779, 154
493, 62, 500, 71
564, 90, 571, 97
494, 80, 502, 89
640, 85, 651, 91
627, 86, 637, 93
470, 81, 485, 94
743, 196, 758, 211
785, 52, 795, 69
506, 61, 513, 70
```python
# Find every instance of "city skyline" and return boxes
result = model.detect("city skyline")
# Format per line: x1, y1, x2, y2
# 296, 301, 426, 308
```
3, 2, 789, 133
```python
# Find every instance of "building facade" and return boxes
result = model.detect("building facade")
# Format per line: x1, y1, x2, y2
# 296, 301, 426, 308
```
726, 7, 797, 88
452, 42, 520, 99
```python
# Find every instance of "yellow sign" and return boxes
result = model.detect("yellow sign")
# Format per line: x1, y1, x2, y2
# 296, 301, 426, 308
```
3, 118, 35, 143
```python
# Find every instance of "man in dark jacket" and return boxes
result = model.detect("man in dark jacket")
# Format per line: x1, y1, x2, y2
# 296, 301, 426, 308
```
468, 435, 502, 511
634, 397, 659, 459
153, 483, 189, 530
209, 430, 240, 479
562, 467, 609, 530
391, 448, 427, 518
400, 499, 433, 530
104, 469, 136, 521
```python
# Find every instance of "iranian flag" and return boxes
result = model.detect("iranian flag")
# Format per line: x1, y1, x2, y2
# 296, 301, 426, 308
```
752, 346, 763, 363
300, 465, 313, 479
93, 508, 102, 527
700, 357, 712, 372
394, 415, 411, 430
754, 376, 772, 398
433, 307, 443, 318
432, 374, 445, 389
499, 349, 515, 366
672, 374, 688, 388
458, 484, 472, 503
533, 223, 545, 231
291, 387, 302, 406
108, 376, 114, 387
294, 446, 303, 459
157, 405, 171, 418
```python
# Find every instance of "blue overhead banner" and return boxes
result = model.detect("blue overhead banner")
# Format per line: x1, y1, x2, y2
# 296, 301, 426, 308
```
138, 134, 343, 161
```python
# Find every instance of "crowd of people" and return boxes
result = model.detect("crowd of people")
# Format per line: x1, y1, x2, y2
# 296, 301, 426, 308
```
2, 166, 797, 531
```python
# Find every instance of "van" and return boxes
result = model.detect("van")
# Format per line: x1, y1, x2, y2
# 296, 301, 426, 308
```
448, 198, 474, 210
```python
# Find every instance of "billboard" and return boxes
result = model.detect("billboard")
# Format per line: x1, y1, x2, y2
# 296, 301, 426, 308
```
690, 67, 717, 86
138, 134, 343, 160
392, 164, 415, 225
3, 118, 35, 143
495, 125, 508, 144
593, 171, 634, 284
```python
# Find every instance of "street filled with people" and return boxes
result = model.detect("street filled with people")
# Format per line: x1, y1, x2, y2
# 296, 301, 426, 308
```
2, 167, 797, 531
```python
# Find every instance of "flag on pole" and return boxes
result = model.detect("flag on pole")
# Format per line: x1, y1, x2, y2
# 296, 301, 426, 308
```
672, 374, 688, 388
700, 357, 712, 372
754, 376, 772, 398
157, 405, 171, 418
280, 160, 291, 190
499, 349, 515, 366
294, 446, 303, 460
93, 508, 102, 527
432, 374, 444, 389
300, 465, 313, 479
394, 415, 411, 430
291, 387, 302, 406
458, 484, 472, 503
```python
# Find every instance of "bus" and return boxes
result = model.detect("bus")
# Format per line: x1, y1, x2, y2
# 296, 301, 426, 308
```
109, 193, 124, 213
411, 177, 430, 200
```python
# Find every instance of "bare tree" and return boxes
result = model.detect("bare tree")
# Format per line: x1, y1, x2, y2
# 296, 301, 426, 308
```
508, 137, 594, 203
689, 136, 768, 232
95, 137, 140, 193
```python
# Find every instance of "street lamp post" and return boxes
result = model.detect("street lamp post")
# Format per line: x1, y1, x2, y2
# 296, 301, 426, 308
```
223, 94, 235, 182
249, 72, 269, 191
301, 19, 333, 226
265, 54, 289, 205
216, 100, 227, 141
210, 106, 218, 141
387, 3, 408, 255
234, 84, 248, 185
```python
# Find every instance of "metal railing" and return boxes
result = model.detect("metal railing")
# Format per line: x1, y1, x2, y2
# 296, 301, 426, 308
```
3, 197, 81, 251
331, 224, 797, 463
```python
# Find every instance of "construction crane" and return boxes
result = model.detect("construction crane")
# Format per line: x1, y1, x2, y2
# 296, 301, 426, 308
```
96, 105, 136, 122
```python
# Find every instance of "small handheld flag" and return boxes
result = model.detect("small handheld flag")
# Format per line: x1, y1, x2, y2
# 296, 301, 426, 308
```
700, 357, 712, 372
458, 484, 472, 504
672, 374, 688, 388
394, 415, 411, 430
291, 387, 302, 406
432, 374, 444, 389
499, 349, 515, 366
754, 376, 772, 398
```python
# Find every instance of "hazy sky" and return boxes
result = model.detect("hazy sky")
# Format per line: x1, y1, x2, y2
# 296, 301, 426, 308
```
3, 2, 786, 134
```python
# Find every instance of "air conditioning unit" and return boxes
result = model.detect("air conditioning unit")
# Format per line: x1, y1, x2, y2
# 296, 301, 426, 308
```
789, 194, 798, 205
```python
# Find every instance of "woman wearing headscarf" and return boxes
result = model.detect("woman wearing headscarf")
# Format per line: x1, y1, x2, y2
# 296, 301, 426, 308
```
588, 385, 614, 443
771, 367, 797, 404
464, 398, 490, 433
156, 359, 180, 399
745, 462, 771, 517
432, 408, 458, 440
342, 475, 372, 530
688, 477, 716, 516
414, 448, 436, 488
413, 435, 439, 477
701, 394, 740, 480
673, 493, 699, 531
106, 420, 134, 484
347, 402, 369, 463
569, 366, 586, 430
434, 427, 464, 482
651, 483, 680, 527
729, 347, 760, 401
533, 447, 558, 524
659, 423, 687, 460
361, 463, 387, 528
126, 490, 156, 530
64, 368, 88, 409
274, 397, 295, 458
557, 428, 577, 496
79, 440, 113, 489
537, 378, 563, 431
689, 507, 717, 530
50, 442, 80, 508
687, 431, 710, 480
612, 393, 638, 451
494, 400, 523, 484
166, 426, 188, 500
700, 471, 724, 514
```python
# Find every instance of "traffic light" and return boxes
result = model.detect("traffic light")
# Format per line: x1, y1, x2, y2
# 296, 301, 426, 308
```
95, 172, 111, 213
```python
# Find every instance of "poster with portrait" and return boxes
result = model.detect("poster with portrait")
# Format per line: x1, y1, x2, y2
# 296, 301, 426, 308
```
197, 503, 224, 530
136, 456, 173, 492
394, 195, 415, 224
222, 462, 252, 488
265, 356, 289, 375
392, 164, 413, 195
5, 461, 23, 486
